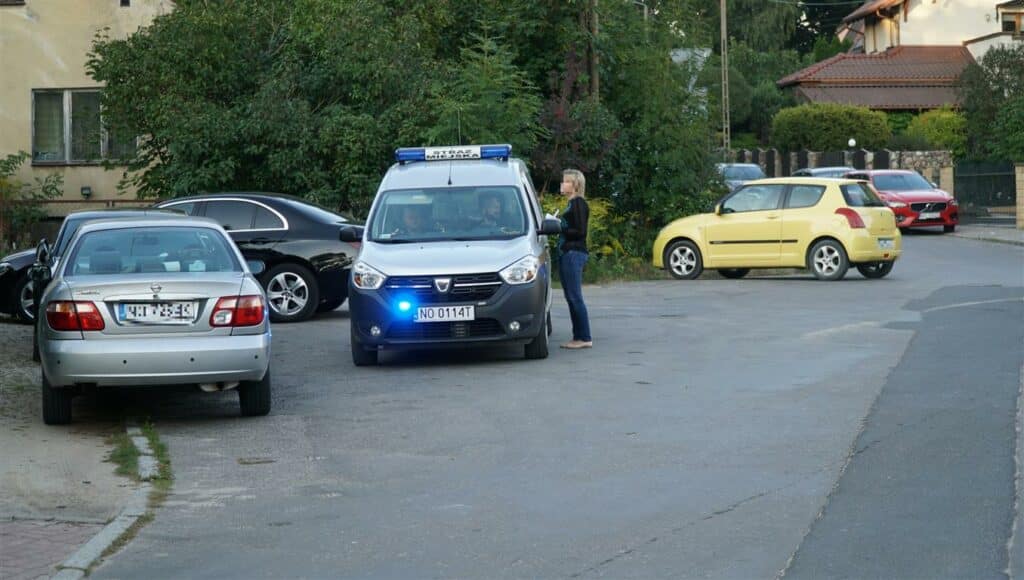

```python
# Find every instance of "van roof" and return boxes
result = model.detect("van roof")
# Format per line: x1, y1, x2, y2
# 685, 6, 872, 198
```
380, 159, 525, 191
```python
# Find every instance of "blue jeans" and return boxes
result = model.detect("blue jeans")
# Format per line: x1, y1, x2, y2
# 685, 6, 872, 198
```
559, 250, 591, 342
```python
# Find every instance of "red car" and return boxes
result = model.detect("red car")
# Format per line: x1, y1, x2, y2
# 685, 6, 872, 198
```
845, 170, 959, 233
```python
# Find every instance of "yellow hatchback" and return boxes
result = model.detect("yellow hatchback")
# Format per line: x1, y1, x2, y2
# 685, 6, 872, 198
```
653, 178, 901, 281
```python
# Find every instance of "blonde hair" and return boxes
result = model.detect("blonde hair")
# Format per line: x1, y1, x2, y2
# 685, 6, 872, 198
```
562, 169, 586, 198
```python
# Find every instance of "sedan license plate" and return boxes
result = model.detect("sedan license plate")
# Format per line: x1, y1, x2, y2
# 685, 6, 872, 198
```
877, 238, 894, 250
118, 302, 196, 324
918, 211, 940, 220
415, 305, 475, 323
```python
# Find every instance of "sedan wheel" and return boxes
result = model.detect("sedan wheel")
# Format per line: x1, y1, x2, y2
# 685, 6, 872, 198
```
665, 241, 703, 280
14, 275, 35, 324
808, 239, 849, 281
856, 261, 894, 279
263, 264, 319, 322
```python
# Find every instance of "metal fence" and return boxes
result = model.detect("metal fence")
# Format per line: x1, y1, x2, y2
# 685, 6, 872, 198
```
954, 161, 1016, 209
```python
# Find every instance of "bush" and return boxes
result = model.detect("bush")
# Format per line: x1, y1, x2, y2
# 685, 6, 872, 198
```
885, 111, 915, 135
0, 152, 63, 250
992, 95, 1024, 161
771, 103, 891, 151
902, 108, 966, 158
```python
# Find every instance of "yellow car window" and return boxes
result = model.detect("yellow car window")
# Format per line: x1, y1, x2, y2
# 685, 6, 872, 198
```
723, 185, 784, 213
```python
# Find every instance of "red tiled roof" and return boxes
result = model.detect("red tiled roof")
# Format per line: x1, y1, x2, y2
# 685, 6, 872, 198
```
792, 85, 960, 110
778, 45, 973, 87
843, 0, 904, 24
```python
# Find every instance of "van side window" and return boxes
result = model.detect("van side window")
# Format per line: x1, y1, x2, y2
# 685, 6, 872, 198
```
519, 169, 542, 226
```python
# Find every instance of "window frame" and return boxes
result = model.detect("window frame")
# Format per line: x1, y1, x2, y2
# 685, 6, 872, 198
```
31, 88, 137, 166
160, 198, 290, 233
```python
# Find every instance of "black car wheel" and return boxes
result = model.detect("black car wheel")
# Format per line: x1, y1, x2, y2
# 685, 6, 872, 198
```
13, 274, 35, 324
317, 298, 345, 313
524, 322, 549, 360
944, 225, 956, 233
263, 264, 319, 323
856, 261, 894, 279
42, 370, 72, 425
718, 268, 750, 279
239, 369, 272, 417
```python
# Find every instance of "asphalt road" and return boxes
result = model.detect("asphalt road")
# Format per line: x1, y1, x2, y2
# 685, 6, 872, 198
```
89, 231, 1023, 579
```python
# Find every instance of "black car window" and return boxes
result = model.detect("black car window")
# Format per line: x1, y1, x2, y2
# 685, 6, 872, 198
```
841, 183, 886, 207
254, 206, 285, 229
786, 185, 826, 209
204, 201, 256, 231
165, 202, 198, 216
722, 184, 785, 213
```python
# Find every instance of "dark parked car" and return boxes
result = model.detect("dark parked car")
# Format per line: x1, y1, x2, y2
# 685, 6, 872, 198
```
1, 208, 183, 323
155, 193, 363, 322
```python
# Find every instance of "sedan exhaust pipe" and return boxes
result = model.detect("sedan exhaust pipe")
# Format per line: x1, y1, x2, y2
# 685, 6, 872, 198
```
198, 381, 240, 392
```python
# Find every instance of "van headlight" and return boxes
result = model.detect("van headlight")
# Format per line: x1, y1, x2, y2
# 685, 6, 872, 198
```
500, 256, 540, 285
352, 261, 386, 290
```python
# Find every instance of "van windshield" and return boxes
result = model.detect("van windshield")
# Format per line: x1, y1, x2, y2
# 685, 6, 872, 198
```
367, 186, 528, 243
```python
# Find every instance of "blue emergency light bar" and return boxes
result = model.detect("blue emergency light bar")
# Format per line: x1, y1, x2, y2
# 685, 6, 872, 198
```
395, 144, 512, 163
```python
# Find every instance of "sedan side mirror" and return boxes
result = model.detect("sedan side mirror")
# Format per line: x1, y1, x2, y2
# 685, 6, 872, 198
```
339, 226, 362, 243
931, 181, 939, 188
246, 260, 266, 275
714, 204, 723, 216
539, 218, 561, 236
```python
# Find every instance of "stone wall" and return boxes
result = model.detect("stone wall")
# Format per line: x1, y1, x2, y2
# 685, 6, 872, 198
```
732, 148, 955, 184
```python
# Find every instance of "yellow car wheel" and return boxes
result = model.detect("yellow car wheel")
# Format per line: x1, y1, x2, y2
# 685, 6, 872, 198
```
718, 268, 750, 279
665, 240, 703, 280
808, 239, 849, 281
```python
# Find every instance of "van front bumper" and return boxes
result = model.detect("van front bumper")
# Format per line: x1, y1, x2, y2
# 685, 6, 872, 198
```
349, 278, 548, 349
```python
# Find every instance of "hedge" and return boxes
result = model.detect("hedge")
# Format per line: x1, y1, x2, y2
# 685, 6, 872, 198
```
771, 103, 892, 151
903, 108, 967, 158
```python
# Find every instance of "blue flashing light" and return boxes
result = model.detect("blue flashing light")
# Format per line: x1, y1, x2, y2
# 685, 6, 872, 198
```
397, 300, 412, 312
394, 144, 512, 163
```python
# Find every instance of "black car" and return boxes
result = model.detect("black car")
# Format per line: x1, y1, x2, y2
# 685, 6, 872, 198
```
154, 193, 362, 322
0, 208, 184, 323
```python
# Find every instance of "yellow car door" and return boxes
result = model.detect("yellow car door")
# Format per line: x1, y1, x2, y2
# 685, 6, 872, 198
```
778, 184, 828, 266
704, 184, 785, 266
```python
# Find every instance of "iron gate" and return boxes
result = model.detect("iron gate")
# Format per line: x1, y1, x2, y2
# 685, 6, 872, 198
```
954, 161, 1016, 209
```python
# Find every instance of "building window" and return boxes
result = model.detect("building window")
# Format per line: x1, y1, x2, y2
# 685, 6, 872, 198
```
121, 0, 130, 6
32, 89, 136, 164
1003, 17, 1017, 33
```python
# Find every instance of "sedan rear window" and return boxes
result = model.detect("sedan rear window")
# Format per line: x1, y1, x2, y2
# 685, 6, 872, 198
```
841, 184, 886, 207
66, 227, 240, 276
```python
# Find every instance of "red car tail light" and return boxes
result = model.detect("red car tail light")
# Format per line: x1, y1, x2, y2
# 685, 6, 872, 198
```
46, 301, 105, 331
835, 208, 866, 229
210, 295, 265, 327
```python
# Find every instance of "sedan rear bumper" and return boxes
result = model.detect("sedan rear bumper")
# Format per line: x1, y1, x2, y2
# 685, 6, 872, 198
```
41, 333, 271, 388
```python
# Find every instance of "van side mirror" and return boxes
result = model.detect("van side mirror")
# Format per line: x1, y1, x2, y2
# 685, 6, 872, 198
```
539, 218, 561, 236
246, 260, 266, 275
339, 226, 362, 243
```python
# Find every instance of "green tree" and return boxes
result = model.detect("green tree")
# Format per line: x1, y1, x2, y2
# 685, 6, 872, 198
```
772, 103, 891, 151
749, 80, 792, 142
425, 32, 546, 155
959, 44, 1024, 159
0, 152, 63, 247
903, 108, 967, 158
992, 95, 1024, 161
711, 0, 800, 52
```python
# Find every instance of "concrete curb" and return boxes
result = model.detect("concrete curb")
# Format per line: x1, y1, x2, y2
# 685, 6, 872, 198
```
951, 233, 1024, 247
52, 423, 156, 579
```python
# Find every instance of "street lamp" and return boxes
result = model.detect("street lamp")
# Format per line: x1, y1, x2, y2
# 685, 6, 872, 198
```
848, 138, 857, 148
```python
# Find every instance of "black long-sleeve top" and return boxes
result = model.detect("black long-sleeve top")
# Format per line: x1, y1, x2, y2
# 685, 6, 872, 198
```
558, 197, 589, 254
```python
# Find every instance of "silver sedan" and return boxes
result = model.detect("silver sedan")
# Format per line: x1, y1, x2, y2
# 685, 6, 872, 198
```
36, 218, 272, 424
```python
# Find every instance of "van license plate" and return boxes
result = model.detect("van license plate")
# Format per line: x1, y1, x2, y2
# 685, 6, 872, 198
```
415, 305, 475, 323
877, 238, 894, 249
918, 211, 940, 220
119, 302, 196, 323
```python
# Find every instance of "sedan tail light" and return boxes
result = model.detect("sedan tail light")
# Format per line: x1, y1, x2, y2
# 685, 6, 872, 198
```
210, 295, 265, 327
46, 301, 105, 331
835, 208, 866, 229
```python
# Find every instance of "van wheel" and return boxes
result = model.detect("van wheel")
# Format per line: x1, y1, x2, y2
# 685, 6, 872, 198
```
263, 264, 319, 323
546, 311, 552, 336
718, 268, 750, 279
525, 324, 549, 360
808, 239, 849, 281
42, 371, 72, 425
351, 324, 378, 366
664, 241, 703, 280
856, 261, 894, 279
239, 369, 272, 417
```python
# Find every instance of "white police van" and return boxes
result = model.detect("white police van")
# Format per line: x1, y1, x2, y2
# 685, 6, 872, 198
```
341, 144, 561, 365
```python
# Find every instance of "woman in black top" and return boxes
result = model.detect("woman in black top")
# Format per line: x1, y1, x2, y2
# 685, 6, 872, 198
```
558, 169, 592, 349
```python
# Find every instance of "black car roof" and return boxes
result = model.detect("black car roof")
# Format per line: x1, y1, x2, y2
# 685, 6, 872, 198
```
66, 208, 182, 219
160, 192, 357, 223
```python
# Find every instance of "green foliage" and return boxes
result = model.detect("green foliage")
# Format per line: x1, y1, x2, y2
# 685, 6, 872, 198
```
749, 80, 792, 143
885, 111, 915, 136
712, 0, 799, 52
888, 131, 930, 152
902, 108, 967, 158
992, 96, 1024, 161
959, 45, 1024, 160
771, 103, 891, 151
793, 0, 858, 54
810, 37, 852, 62
0, 152, 63, 248
426, 32, 546, 154
727, 41, 809, 88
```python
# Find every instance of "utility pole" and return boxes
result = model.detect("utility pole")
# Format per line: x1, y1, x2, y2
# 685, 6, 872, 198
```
589, 0, 600, 102
720, 0, 731, 157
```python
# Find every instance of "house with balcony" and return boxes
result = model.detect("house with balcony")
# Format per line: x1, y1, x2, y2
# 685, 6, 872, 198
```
0, 0, 173, 216
777, 0, 1022, 111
